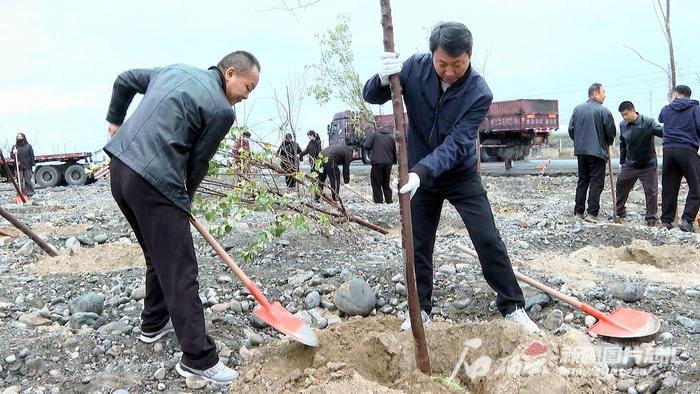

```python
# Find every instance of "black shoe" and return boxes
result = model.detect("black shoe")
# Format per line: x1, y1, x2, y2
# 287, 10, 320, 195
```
679, 220, 695, 233
646, 219, 658, 227
661, 222, 673, 230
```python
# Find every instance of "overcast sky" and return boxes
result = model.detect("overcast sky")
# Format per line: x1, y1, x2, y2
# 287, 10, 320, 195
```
2, 0, 699, 156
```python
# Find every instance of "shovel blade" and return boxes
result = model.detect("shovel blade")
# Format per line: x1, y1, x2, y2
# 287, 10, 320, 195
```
255, 301, 319, 347
588, 307, 661, 338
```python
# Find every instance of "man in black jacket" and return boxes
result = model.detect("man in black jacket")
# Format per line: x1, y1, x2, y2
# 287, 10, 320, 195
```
364, 22, 538, 334
569, 83, 617, 221
300, 130, 322, 167
277, 133, 302, 188
658, 85, 700, 232
615, 101, 663, 226
104, 51, 260, 385
363, 126, 397, 203
315, 144, 358, 202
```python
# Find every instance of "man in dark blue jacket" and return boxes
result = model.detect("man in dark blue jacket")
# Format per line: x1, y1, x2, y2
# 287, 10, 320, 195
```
568, 83, 617, 221
616, 101, 663, 226
363, 22, 538, 333
105, 51, 260, 384
658, 85, 700, 232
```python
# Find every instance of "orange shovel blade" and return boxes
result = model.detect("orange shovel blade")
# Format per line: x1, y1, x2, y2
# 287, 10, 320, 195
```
15, 194, 27, 204
588, 306, 661, 338
255, 301, 319, 347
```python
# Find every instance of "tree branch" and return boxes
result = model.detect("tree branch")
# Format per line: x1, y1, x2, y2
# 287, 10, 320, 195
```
622, 45, 670, 77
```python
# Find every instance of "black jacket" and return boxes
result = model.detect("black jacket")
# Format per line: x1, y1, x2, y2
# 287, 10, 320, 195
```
619, 114, 663, 169
11, 140, 35, 170
363, 54, 492, 187
277, 140, 302, 168
568, 98, 617, 160
320, 144, 353, 184
363, 127, 396, 165
104, 64, 235, 212
300, 138, 322, 164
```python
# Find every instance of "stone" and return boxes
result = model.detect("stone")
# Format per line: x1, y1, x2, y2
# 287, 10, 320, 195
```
217, 275, 233, 284
93, 233, 109, 244
617, 379, 635, 392
523, 287, 551, 309
185, 375, 208, 389
658, 332, 673, 342
69, 292, 105, 315
307, 309, 328, 329
547, 276, 565, 286
453, 298, 472, 310
249, 333, 264, 347
334, 278, 377, 316
515, 240, 529, 249
437, 264, 456, 274
542, 309, 564, 331
288, 271, 314, 287
97, 321, 132, 335
395, 283, 407, 296
584, 315, 597, 328
69, 312, 106, 330
16, 241, 35, 256
675, 315, 700, 334
305, 291, 321, 310
18, 311, 52, 326
130, 286, 146, 301
77, 235, 95, 246
154, 367, 167, 380
250, 306, 269, 329
611, 282, 643, 303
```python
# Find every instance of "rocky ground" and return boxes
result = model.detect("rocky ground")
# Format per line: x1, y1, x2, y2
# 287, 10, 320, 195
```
0, 170, 699, 393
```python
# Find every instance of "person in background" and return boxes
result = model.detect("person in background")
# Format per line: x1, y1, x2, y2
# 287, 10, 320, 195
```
11, 132, 35, 198
568, 83, 617, 221
658, 84, 700, 232
363, 126, 397, 203
300, 129, 322, 168
232, 130, 251, 172
315, 144, 358, 202
615, 101, 663, 226
277, 133, 302, 188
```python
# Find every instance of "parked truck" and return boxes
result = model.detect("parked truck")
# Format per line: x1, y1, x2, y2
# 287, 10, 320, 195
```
0, 151, 95, 188
327, 99, 558, 168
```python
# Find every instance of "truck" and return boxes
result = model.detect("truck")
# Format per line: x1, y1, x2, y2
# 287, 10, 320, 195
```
0, 151, 95, 188
327, 99, 558, 168
478, 99, 559, 169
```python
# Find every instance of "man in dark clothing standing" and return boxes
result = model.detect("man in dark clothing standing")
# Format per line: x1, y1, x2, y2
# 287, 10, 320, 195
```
315, 144, 358, 201
363, 126, 397, 203
363, 22, 538, 334
300, 130, 322, 167
616, 101, 663, 226
658, 85, 700, 232
10, 132, 35, 197
569, 83, 617, 220
104, 51, 260, 384
277, 133, 302, 188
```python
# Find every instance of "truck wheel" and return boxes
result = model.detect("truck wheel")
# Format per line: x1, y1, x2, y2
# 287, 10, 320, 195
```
361, 148, 371, 164
35, 166, 61, 188
64, 164, 87, 186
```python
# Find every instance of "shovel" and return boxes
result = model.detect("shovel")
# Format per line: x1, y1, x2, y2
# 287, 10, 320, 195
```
14, 154, 28, 204
607, 148, 621, 224
455, 244, 660, 339
190, 216, 318, 347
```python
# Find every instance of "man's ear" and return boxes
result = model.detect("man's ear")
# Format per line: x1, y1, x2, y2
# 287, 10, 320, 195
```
225, 67, 236, 80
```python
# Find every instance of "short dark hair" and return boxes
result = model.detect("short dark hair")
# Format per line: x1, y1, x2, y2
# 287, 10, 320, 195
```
588, 83, 603, 98
429, 22, 473, 56
674, 85, 692, 98
307, 130, 315, 136
242, 131, 251, 137
618, 101, 635, 112
217, 51, 260, 75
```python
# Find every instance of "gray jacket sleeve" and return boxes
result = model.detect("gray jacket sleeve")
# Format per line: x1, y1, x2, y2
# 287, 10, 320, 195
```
186, 110, 236, 201
106, 68, 159, 125
603, 110, 617, 145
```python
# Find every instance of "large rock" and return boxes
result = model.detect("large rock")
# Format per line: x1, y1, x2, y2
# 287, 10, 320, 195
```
18, 311, 52, 327
288, 271, 314, 287
69, 312, 106, 330
522, 287, 551, 310
611, 282, 643, 302
69, 292, 105, 315
334, 278, 377, 316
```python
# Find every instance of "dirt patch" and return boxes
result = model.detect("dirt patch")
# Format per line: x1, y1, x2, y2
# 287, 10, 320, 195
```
230, 316, 614, 393
527, 239, 700, 289
34, 244, 145, 275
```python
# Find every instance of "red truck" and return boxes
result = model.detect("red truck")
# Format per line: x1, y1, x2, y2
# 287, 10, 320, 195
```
479, 99, 559, 168
0, 152, 95, 188
328, 99, 558, 167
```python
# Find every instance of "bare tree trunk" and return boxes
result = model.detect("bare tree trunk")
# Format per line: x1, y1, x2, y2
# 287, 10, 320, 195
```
664, 0, 676, 89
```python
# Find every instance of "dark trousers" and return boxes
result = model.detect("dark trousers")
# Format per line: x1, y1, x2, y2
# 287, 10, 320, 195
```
615, 165, 658, 221
370, 164, 393, 203
109, 158, 217, 370
282, 162, 298, 188
318, 161, 340, 201
575, 155, 606, 216
411, 173, 524, 316
18, 168, 34, 196
661, 148, 700, 224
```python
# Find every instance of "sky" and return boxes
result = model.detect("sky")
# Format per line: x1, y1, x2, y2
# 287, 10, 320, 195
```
1, 0, 699, 157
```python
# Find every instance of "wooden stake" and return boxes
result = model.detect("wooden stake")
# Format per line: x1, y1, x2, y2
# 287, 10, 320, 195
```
379, 0, 431, 374
0, 205, 57, 257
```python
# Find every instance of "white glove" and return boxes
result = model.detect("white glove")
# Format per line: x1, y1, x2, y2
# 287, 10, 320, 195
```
399, 172, 420, 199
379, 52, 402, 86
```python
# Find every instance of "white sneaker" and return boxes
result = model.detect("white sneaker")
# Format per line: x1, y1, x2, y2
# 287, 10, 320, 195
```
176, 360, 239, 385
505, 308, 540, 334
400, 310, 430, 332
138, 319, 174, 343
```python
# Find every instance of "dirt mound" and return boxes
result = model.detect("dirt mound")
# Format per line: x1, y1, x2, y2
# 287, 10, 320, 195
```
529, 240, 700, 289
230, 316, 614, 393
35, 243, 145, 275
